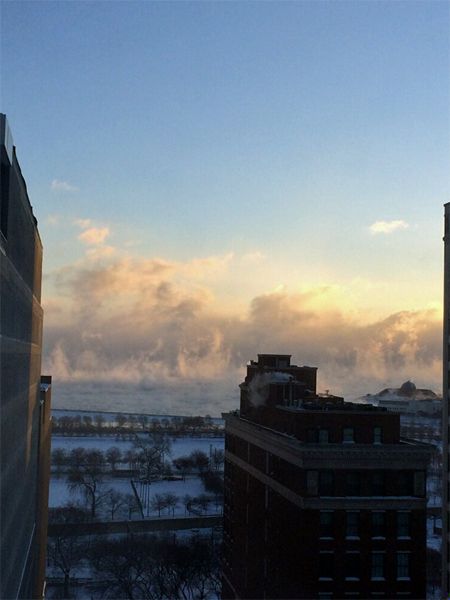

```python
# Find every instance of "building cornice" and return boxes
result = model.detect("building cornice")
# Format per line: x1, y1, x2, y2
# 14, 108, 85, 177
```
224, 413, 432, 470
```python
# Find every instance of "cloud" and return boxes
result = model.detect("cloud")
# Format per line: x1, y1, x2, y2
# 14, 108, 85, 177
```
241, 251, 266, 264
78, 227, 110, 246
45, 214, 60, 226
369, 220, 409, 235
51, 179, 78, 193
42, 249, 442, 414
74, 218, 92, 230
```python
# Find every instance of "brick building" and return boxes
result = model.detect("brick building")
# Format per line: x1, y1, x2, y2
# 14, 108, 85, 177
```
222, 354, 431, 599
0, 114, 51, 599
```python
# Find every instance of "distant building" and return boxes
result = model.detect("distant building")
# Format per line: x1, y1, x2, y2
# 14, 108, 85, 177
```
222, 354, 431, 599
442, 202, 450, 598
359, 381, 441, 417
0, 114, 51, 599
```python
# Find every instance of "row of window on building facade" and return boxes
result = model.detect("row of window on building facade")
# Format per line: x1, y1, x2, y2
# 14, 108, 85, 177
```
307, 470, 425, 497
320, 510, 412, 538
319, 550, 411, 581
307, 426, 383, 444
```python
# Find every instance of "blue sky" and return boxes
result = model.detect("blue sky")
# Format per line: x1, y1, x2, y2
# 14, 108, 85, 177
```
1, 1, 449, 407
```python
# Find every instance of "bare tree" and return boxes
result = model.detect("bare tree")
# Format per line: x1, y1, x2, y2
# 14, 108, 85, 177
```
182, 494, 192, 516
82, 415, 93, 432
69, 447, 86, 469
150, 493, 166, 517
190, 450, 209, 473
149, 431, 172, 466
195, 494, 210, 514
172, 456, 193, 481
211, 448, 224, 471
94, 413, 105, 431
124, 449, 139, 475
52, 448, 67, 474
90, 533, 220, 600
138, 414, 149, 431
106, 446, 122, 472
133, 436, 163, 481
116, 413, 127, 429
47, 505, 90, 598
105, 489, 127, 520
67, 450, 108, 519
163, 492, 178, 516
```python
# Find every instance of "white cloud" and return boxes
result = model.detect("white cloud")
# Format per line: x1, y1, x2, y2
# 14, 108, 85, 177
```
51, 179, 78, 193
74, 218, 92, 230
43, 245, 442, 412
78, 227, 110, 246
241, 251, 266, 264
45, 214, 60, 226
369, 220, 409, 235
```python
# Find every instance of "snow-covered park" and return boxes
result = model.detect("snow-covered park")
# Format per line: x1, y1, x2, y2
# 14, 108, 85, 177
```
49, 410, 225, 522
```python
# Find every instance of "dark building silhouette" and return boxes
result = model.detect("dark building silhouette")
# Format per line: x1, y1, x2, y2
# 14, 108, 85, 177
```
0, 114, 51, 599
222, 354, 431, 599
443, 202, 450, 597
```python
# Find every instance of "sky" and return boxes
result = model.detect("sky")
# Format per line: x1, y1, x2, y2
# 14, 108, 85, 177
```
1, 1, 449, 414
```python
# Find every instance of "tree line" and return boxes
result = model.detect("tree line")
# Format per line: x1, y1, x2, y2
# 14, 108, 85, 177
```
52, 413, 223, 437
47, 507, 221, 599
52, 444, 224, 478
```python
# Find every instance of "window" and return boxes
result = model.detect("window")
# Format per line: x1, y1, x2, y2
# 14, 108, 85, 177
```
307, 470, 319, 496
397, 552, 410, 579
0, 163, 10, 238
343, 428, 354, 443
371, 552, 385, 579
345, 472, 361, 496
373, 426, 383, 444
346, 512, 359, 538
319, 471, 334, 496
372, 512, 385, 537
319, 429, 329, 444
345, 552, 360, 580
319, 552, 334, 580
306, 429, 317, 443
320, 511, 334, 538
371, 472, 385, 495
398, 472, 413, 496
397, 512, 411, 538
413, 471, 425, 497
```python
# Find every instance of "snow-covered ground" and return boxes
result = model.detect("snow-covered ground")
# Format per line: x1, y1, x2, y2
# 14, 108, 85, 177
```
49, 476, 132, 508
49, 431, 225, 520
50, 473, 220, 517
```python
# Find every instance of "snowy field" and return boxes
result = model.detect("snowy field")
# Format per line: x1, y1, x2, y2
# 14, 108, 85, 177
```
49, 428, 225, 520
49, 474, 212, 516
49, 476, 132, 508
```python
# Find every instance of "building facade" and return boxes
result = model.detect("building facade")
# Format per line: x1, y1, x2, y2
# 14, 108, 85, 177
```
222, 354, 431, 599
443, 202, 450, 598
0, 114, 51, 599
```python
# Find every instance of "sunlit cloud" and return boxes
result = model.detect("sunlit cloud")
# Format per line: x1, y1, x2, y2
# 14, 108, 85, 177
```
241, 251, 266, 264
42, 246, 442, 413
369, 220, 409, 235
74, 218, 92, 229
78, 227, 110, 246
51, 179, 78, 193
